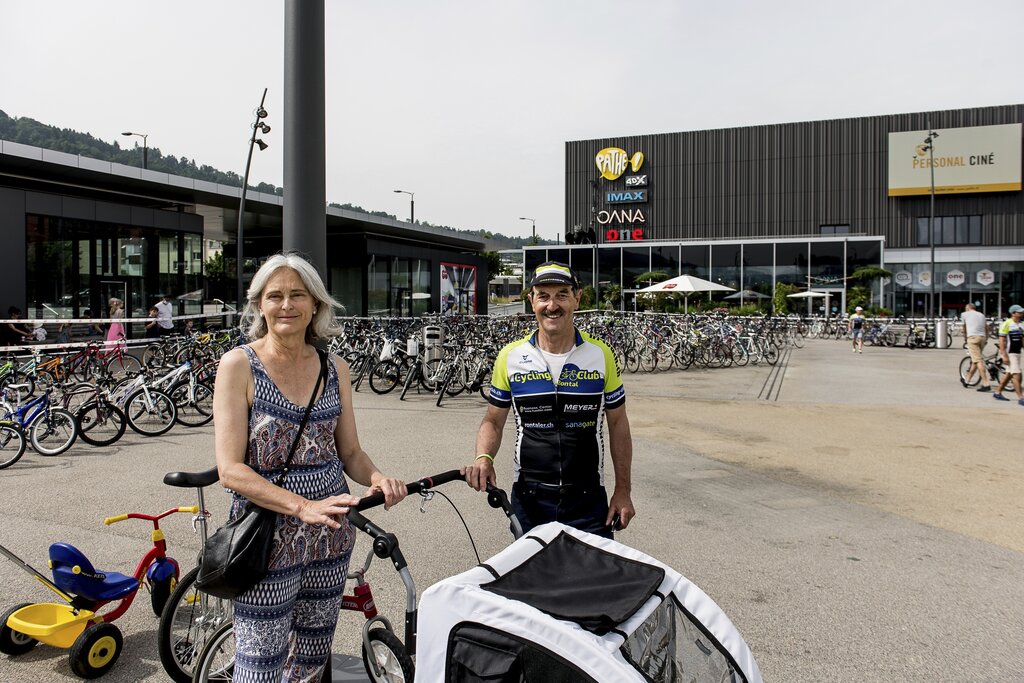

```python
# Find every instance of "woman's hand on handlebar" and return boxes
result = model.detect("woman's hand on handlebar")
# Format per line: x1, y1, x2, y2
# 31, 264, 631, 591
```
299, 494, 361, 529
462, 458, 496, 492
366, 476, 407, 510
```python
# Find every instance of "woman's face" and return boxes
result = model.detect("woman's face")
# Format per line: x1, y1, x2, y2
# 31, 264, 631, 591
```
259, 267, 317, 338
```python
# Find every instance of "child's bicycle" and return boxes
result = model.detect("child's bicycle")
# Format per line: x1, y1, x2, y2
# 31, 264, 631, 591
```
190, 469, 522, 683
1, 383, 78, 456
0, 505, 197, 678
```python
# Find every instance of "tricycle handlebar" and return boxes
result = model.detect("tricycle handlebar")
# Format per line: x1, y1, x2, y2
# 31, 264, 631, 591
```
103, 506, 200, 526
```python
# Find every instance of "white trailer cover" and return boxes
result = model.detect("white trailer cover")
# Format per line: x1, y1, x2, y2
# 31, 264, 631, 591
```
415, 522, 762, 683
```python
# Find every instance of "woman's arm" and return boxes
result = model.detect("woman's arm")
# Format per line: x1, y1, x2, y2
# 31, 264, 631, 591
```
333, 354, 407, 509
213, 348, 358, 528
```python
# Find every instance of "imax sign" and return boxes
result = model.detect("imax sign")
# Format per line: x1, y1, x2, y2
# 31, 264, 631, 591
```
606, 190, 647, 204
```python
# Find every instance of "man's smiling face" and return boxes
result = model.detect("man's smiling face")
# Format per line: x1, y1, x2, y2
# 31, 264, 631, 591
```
530, 284, 581, 336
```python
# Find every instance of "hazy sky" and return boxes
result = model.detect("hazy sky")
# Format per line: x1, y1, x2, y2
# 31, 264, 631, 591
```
3, 1, 1023, 240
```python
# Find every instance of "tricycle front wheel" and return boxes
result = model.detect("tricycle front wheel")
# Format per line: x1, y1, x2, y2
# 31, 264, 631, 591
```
0, 603, 37, 655
70, 622, 122, 679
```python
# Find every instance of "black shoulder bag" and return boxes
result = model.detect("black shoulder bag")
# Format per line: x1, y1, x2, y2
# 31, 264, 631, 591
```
196, 348, 327, 600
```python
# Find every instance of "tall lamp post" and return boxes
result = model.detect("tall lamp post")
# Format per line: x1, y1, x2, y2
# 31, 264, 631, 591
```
121, 131, 148, 170
236, 88, 271, 311
922, 124, 939, 317
393, 189, 415, 224
519, 217, 536, 243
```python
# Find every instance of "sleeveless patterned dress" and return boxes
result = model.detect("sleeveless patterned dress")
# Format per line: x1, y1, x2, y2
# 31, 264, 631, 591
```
231, 345, 356, 683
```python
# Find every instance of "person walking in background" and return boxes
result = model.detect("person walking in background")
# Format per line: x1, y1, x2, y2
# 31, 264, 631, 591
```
993, 304, 1024, 404
849, 306, 866, 353
105, 297, 125, 344
144, 306, 159, 337
961, 303, 992, 392
154, 293, 175, 337
1, 307, 33, 348
463, 260, 635, 539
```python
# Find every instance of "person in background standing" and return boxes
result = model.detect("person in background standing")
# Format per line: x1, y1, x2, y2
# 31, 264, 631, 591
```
960, 303, 992, 392
992, 304, 1024, 405
154, 294, 175, 337
105, 298, 125, 344
2, 307, 33, 348
848, 306, 866, 354
144, 306, 159, 337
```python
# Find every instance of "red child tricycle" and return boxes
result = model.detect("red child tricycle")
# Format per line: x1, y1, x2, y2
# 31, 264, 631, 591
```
0, 505, 196, 678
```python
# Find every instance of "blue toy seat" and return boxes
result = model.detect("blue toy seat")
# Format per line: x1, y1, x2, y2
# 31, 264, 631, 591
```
48, 543, 138, 602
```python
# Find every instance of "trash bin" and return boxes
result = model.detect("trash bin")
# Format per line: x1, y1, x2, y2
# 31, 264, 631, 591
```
422, 325, 444, 364
935, 320, 949, 348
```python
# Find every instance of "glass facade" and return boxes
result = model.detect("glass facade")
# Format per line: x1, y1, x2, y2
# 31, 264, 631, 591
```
742, 243, 773, 295
25, 215, 202, 331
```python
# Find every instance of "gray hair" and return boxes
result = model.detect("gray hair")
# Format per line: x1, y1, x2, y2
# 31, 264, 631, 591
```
241, 252, 343, 342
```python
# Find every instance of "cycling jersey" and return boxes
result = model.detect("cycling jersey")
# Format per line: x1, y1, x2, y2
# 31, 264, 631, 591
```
488, 328, 625, 487
998, 318, 1024, 354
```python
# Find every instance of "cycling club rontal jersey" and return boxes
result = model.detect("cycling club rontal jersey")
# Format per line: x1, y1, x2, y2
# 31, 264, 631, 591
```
488, 328, 625, 487
999, 318, 1024, 354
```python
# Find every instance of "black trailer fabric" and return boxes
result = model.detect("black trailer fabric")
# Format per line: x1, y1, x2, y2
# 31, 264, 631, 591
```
481, 531, 665, 635
446, 622, 596, 683
621, 595, 746, 683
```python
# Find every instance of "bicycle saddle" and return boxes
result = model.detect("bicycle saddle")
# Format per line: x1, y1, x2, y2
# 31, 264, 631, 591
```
163, 467, 220, 488
48, 543, 138, 601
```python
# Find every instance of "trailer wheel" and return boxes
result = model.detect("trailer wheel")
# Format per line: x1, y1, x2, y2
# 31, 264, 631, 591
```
70, 622, 122, 679
362, 628, 414, 683
0, 603, 37, 655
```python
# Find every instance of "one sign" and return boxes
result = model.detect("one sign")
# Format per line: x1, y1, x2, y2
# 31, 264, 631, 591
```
894, 271, 913, 287
917, 271, 931, 286
887, 123, 1022, 196
946, 270, 965, 287
595, 148, 644, 181
977, 269, 995, 286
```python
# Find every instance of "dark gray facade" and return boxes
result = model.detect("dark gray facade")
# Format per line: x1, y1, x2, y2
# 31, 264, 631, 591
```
566, 104, 1024, 248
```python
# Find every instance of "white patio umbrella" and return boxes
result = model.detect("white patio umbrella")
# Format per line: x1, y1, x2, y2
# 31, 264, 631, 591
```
787, 290, 831, 315
724, 289, 770, 301
637, 274, 735, 313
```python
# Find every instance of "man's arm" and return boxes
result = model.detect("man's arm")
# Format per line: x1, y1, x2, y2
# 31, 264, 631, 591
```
605, 405, 635, 529
464, 403, 510, 491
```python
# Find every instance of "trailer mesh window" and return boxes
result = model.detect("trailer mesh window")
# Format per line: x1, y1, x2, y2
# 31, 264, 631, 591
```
621, 595, 747, 683
446, 623, 595, 683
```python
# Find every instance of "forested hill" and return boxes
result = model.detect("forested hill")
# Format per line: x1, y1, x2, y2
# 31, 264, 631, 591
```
0, 109, 547, 249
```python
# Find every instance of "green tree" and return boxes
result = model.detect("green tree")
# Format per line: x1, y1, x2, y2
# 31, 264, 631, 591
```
483, 251, 502, 280
773, 283, 800, 314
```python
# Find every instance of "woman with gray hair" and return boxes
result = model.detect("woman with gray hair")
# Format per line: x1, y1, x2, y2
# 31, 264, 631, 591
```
213, 251, 407, 682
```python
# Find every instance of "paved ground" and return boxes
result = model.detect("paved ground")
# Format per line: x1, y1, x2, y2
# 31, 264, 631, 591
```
1, 337, 1022, 681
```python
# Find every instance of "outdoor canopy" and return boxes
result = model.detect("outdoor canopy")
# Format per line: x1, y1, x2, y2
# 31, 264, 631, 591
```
637, 274, 735, 313
723, 289, 770, 301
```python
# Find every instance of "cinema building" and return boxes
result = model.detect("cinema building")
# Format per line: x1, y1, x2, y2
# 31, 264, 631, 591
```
0, 141, 487, 322
527, 103, 1024, 316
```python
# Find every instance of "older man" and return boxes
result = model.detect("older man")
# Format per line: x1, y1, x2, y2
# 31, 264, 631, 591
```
464, 261, 635, 538
961, 303, 992, 392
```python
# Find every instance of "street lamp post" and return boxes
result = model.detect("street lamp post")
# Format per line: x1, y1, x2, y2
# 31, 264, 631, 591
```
236, 88, 271, 311
121, 131, 148, 170
519, 217, 536, 242
922, 124, 939, 318
393, 189, 415, 224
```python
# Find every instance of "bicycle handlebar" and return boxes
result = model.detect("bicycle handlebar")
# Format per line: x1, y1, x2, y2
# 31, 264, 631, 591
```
354, 468, 464, 512
103, 505, 200, 526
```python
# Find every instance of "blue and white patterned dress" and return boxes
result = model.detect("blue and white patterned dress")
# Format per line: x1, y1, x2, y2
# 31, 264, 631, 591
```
231, 345, 356, 683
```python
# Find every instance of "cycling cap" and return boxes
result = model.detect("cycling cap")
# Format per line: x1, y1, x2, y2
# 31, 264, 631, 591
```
855, 306, 863, 311
530, 261, 579, 289
1009, 304, 1024, 314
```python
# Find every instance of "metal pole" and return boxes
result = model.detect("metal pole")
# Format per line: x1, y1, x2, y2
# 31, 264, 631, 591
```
410, 197, 414, 224
928, 122, 936, 318
237, 88, 269, 311
283, 0, 327, 277
142, 140, 148, 170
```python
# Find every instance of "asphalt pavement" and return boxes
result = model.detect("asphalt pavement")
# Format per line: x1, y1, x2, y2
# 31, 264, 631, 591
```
0, 337, 1021, 682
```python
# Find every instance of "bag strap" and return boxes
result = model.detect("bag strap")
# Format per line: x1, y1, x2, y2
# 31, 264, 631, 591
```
273, 348, 327, 486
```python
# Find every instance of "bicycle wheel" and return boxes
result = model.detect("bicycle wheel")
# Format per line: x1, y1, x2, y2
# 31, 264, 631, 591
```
125, 387, 178, 436
75, 402, 127, 447
363, 627, 415, 683
368, 360, 401, 395
107, 354, 144, 377
158, 566, 234, 683
168, 381, 212, 427
191, 620, 235, 683
0, 372, 35, 401
143, 344, 165, 367
29, 408, 78, 455
419, 358, 443, 391
0, 423, 27, 470
959, 355, 981, 387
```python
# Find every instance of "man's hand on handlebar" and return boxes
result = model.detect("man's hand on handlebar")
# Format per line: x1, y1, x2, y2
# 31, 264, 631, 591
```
462, 458, 496, 492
